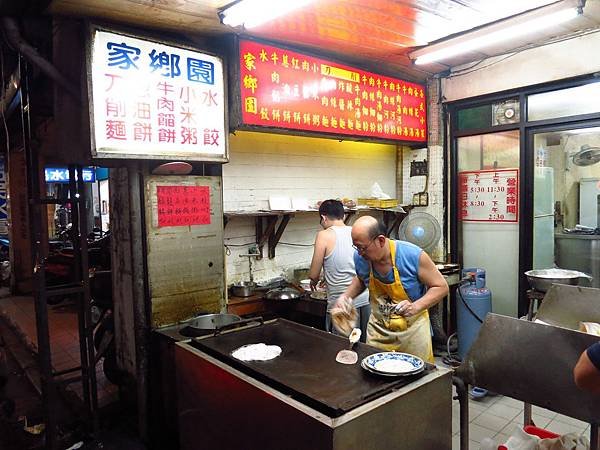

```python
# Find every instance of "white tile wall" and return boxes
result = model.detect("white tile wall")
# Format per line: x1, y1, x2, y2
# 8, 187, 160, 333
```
223, 131, 396, 283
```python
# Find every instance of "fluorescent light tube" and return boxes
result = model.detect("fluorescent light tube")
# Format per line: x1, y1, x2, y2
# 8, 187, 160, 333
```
221, 0, 315, 29
413, 6, 579, 65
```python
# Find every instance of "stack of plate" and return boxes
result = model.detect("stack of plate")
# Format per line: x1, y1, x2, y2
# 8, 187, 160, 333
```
360, 352, 425, 377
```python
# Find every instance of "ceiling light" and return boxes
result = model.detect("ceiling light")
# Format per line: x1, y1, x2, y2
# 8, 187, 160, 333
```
410, 1, 581, 66
220, 0, 315, 29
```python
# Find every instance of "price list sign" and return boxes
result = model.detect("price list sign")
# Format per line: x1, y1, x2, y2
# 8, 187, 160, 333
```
239, 39, 427, 142
89, 28, 226, 160
156, 185, 210, 227
458, 169, 519, 223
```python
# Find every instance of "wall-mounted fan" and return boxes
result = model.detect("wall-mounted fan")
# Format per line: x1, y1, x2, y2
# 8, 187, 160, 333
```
397, 211, 441, 254
572, 144, 600, 166
492, 100, 519, 126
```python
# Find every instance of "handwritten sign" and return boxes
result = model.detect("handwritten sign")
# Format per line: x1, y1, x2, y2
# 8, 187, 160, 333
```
239, 39, 426, 142
89, 28, 226, 160
157, 185, 210, 227
458, 169, 519, 223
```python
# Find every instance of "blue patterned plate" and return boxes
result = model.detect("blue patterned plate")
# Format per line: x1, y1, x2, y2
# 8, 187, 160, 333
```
362, 352, 424, 375
360, 358, 424, 377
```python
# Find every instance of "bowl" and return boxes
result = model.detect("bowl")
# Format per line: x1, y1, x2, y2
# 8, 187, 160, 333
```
524, 268, 592, 292
231, 281, 257, 297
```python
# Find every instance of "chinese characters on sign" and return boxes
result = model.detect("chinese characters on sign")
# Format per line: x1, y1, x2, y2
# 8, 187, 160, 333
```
90, 29, 226, 160
458, 169, 519, 223
44, 167, 96, 183
156, 185, 211, 227
239, 39, 427, 142
0, 160, 7, 236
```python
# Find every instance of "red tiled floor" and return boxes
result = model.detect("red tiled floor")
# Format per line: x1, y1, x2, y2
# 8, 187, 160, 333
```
0, 295, 118, 406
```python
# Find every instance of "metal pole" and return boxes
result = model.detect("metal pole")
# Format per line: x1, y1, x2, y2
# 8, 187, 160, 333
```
591, 423, 598, 450
20, 57, 57, 450
453, 376, 469, 450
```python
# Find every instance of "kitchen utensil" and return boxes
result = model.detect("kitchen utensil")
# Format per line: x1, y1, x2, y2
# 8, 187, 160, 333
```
335, 328, 361, 365
231, 281, 257, 297
179, 313, 242, 337
524, 268, 593, 292
264, 287, 301, 301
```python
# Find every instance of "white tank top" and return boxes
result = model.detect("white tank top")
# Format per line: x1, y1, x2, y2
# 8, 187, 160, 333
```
323, 226, 369, 311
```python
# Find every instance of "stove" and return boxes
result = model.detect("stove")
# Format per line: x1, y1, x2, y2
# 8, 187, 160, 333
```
175, 319, 453, 450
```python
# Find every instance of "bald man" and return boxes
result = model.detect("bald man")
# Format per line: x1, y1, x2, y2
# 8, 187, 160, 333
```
335, 216, 449, 363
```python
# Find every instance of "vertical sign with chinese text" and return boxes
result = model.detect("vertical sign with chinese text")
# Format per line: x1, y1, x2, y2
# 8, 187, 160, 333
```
239, 40, 427, 142
0, 160, 7, 236
458, 169, 519, 222
89, 29, 226, 160
156, 185, 211, 227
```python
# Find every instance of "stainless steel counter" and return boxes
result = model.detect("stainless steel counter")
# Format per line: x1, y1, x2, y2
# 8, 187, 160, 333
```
555, 233, 599, 288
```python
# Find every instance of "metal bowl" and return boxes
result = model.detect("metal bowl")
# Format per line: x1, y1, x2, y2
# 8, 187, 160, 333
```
265, 287, 301, 301
184, 313, 242, 329
524, 269, 592, 292
231, 281, 256, 297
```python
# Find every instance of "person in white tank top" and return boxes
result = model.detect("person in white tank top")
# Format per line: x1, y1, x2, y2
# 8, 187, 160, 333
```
309, 200, 370, 341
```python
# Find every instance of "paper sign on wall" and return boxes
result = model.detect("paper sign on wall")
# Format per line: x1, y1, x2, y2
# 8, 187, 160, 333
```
458, 169, 519, 223
157, 185, 210, 227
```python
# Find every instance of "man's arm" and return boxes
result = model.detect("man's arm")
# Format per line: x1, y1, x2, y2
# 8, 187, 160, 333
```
395, 251, 449, 317
574, 343, 600, 395
308, 230, 328, 290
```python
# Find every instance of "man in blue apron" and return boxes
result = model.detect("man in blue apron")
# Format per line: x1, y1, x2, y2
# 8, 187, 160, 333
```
335, 215, 448, 363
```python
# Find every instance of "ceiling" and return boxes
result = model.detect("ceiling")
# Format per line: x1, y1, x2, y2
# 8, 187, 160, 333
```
46, 0, 600, 82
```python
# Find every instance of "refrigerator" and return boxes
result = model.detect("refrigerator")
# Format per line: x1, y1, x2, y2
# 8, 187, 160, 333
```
579, 178, 600, 228
533, 167, 555, 269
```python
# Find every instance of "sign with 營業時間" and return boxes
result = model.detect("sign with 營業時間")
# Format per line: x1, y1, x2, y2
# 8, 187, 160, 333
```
458, 169, 519, 223
238, 39, 427, 143
88, 27, 226, 161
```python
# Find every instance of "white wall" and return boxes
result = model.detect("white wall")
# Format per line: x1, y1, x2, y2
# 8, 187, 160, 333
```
223, 131, 396, 284
442, 30, 600, 102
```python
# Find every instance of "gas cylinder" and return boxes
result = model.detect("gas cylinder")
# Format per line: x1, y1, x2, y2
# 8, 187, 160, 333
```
457, 268, 492, 359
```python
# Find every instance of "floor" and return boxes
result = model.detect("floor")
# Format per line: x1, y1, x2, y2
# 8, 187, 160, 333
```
0, 294, 118, 407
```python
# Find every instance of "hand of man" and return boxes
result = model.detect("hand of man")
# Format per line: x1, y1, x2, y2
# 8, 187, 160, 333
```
334, 294, 353, 311
393, 300, 421, 317
310, 279, 318, 291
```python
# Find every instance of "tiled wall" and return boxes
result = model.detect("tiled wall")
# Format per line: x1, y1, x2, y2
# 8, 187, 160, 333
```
222, 131, 397, 284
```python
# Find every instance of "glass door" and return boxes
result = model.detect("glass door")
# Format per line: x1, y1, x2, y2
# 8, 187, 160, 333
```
456, 130, 520, 317
530, 125, 600, 288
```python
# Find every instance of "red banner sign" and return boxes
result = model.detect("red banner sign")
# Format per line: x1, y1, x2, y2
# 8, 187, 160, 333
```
239, 40, 427, 142
458, 169, 519, 223
157, 185, 211, 227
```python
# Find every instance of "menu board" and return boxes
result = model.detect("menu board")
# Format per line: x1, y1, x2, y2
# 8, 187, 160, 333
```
238, 39, 427, 142
89, 28, 226, 161
458, 169, 519, 223
157, 185, 211, 227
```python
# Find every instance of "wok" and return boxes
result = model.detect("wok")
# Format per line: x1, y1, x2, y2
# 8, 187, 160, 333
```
264, 287, 302, 301
525, 268, 593, 292
179, 313, 242, 337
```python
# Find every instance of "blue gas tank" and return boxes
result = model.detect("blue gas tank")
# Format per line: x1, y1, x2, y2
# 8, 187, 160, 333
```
457, 268, 492, 359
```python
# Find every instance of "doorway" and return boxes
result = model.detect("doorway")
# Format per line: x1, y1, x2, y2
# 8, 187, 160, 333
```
529, 125, 600, 287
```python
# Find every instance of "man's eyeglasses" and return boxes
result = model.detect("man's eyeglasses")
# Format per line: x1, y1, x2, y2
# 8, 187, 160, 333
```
352, 237, 376, 254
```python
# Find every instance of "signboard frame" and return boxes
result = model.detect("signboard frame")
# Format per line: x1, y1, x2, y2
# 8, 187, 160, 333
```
85, 24, 229, 163
228, 36, 427, 146
458, 168, 520, 223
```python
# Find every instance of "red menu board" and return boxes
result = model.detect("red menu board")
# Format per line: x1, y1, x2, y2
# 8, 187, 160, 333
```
458, 169, 519, 223
157, 185, 210, 227
239, 40, 427, 142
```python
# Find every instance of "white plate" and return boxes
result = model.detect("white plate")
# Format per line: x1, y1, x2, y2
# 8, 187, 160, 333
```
360, 359, 424, 377
362, 352, 424, 375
